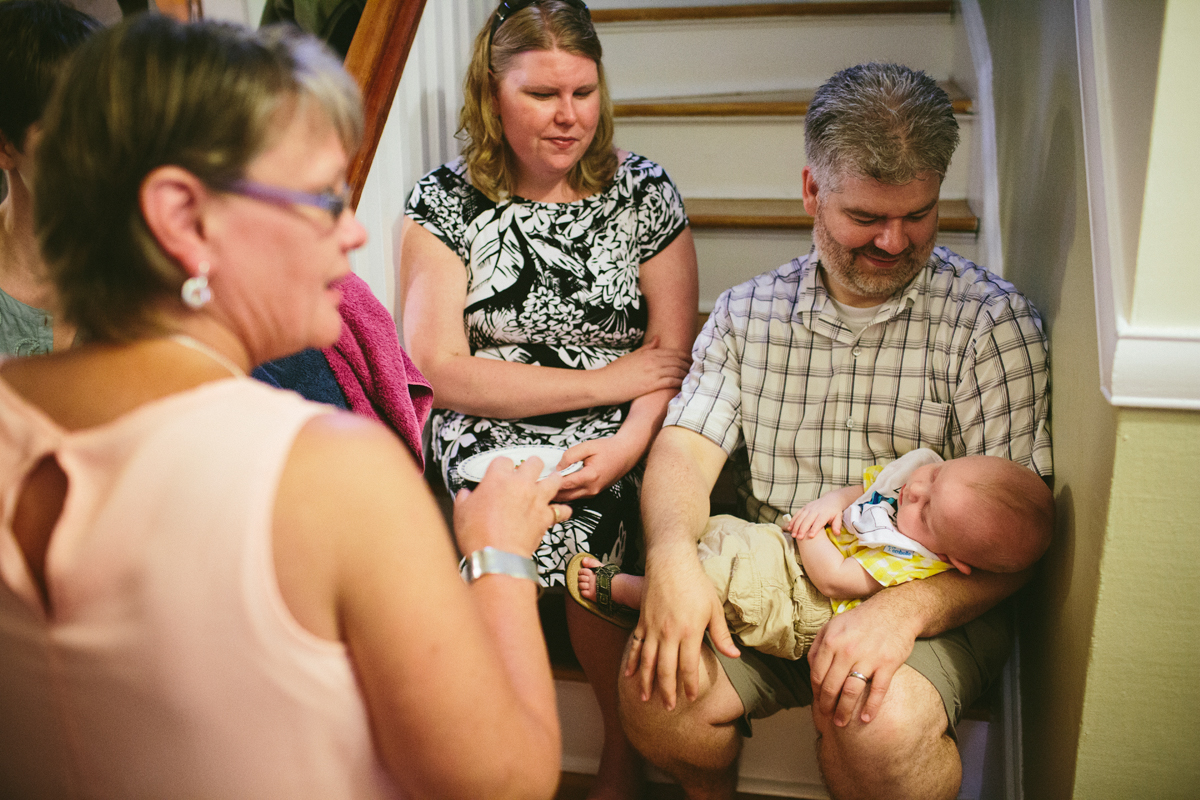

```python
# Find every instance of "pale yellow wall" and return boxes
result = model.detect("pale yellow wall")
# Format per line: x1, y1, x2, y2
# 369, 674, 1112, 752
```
980, 0, 1115, 797
1074, 408, 1200, 797
982, 0, 1200, 797
1130, 1, 1200, 327
1084, 0, 1164, 320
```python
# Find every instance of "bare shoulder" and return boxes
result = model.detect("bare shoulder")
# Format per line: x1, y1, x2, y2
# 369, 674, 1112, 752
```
285, 411, 424, 491
278, 410, 433, 534
272, 411, 439, 640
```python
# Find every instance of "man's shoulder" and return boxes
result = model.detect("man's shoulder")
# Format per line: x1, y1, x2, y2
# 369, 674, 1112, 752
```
699, 256, 815, 341
925, 247, 1034, 305
921, 247, 1045, 331
717, 254, 814, 313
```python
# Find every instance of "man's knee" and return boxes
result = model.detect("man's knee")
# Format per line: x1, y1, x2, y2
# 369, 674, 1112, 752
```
617, 645, 745, 773
816, 664, 947, 744
814, 665, 961, 800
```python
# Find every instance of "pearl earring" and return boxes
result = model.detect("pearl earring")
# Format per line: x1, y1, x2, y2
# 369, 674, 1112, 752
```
181, 261, 212, 310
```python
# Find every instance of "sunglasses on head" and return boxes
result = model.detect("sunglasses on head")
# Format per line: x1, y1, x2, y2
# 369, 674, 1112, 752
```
489, 0, 590, 45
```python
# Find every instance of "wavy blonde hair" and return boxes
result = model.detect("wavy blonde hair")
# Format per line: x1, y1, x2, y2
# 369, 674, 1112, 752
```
459, 0, 616, 201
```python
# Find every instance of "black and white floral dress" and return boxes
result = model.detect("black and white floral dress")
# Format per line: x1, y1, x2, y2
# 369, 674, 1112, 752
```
406, 152, 689, 587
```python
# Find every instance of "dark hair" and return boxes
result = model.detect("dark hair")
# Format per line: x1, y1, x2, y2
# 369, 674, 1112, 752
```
805, 62, 959, 190
0, 0, 99, 151
459, 0, 615, 201
35, 15, 362, 342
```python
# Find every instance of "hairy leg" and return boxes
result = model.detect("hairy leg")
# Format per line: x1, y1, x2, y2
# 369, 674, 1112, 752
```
577, 556, 645, 609
566, 596, 646, 800
814, 664, 961, 800
618, 639, 745, 799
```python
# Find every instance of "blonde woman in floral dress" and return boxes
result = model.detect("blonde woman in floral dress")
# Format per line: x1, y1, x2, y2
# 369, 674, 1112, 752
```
398, 2, 697, 796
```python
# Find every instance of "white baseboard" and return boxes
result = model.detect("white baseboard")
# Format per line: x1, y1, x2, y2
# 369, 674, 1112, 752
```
1106, 323, 1200, 409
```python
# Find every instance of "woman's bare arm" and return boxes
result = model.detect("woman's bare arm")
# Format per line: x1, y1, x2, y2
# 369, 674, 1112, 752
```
554, 229, 699, 500
397, 218, 689, 420
273, 413, 565, 799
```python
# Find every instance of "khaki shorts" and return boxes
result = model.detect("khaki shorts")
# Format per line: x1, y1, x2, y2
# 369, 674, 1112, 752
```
710, 601, 1013, 740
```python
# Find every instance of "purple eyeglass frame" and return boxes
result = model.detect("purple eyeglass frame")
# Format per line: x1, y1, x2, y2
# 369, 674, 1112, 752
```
226, 178, 351, 220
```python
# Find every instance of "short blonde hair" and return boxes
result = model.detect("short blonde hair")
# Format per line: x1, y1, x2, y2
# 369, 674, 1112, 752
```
36, 16, 362, 342
459, 0, 616, 202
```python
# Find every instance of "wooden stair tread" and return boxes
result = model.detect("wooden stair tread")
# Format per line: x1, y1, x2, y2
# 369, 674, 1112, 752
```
686, 197, 978, 233
615, 83, 972, 117
592, 1, 953, 24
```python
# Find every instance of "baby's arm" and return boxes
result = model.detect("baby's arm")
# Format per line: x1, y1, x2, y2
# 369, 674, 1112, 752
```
787, 485, 863, 539
796, 532, 883, 600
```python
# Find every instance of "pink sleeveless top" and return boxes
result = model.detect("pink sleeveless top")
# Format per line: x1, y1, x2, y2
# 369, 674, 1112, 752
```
0, 377, 402, 799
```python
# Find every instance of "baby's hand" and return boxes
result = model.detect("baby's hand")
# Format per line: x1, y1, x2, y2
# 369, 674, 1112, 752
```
788, 494, 846, 539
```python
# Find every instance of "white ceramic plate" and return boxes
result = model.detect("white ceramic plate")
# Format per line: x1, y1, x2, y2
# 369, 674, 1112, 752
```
457, 445, 583, 484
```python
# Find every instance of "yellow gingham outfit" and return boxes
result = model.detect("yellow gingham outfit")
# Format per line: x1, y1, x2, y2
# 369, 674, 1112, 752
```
828, 462, 953, 614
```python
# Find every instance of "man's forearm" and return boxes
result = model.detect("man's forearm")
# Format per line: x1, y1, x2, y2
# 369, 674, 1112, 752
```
868, 565, 1030, 638
640, 426, 728, 570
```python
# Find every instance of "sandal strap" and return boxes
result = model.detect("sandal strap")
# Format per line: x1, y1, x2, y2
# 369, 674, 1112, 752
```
594, 563, 621, 615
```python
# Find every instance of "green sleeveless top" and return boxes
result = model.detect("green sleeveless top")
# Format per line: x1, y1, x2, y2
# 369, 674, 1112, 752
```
0, 286, 54, 356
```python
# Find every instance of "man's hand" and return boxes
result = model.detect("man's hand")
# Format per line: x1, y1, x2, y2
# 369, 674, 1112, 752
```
633, 426, 734, 709
625, 551, 739, 710
807, 593, 922, 727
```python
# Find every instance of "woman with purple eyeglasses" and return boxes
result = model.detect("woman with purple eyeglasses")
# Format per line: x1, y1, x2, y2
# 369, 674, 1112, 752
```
399, 1, 699, 796
0, 15, 568, 799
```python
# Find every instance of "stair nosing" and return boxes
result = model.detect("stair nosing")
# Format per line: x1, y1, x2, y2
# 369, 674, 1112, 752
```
614, 85, 974, 118
592, 1, 954, 25
686, 197, 977, 233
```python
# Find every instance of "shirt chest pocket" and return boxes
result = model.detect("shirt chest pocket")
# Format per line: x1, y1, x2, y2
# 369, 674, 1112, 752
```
870, 399, 952, 456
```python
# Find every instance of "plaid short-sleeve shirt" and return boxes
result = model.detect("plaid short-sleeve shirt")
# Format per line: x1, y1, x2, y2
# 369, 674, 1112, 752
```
665, 246, 1052, 524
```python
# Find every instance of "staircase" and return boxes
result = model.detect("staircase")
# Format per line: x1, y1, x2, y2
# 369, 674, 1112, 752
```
555, 3, 1012, 799
596, 0, 989, 312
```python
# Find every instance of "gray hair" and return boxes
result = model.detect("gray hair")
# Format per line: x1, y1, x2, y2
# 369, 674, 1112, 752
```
804, 62, 959, 191
35, 14, 363, 343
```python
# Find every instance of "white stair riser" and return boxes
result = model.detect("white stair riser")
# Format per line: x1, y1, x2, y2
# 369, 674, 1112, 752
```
695, 228, 811, 310
694, 228, 982, 311
597, 15, 955, 100
616, 115, 973, 200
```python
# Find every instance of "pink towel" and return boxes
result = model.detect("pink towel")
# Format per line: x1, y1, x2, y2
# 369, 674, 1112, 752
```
322, 273, 433, 469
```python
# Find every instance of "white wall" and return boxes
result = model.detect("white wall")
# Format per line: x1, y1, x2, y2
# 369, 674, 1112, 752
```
1128, 1, 1200, 329
1076, 0, 1200, 409
349, 0, 493, 328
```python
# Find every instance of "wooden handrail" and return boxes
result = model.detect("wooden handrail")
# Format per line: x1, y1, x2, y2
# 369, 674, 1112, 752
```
155, 0, 201, 22
342, 0, 428, 210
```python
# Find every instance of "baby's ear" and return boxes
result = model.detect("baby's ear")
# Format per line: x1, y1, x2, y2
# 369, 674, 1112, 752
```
946, 555, 972, 575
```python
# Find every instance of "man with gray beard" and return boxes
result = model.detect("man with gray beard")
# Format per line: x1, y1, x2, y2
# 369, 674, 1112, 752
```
612, 63, 1052, 800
